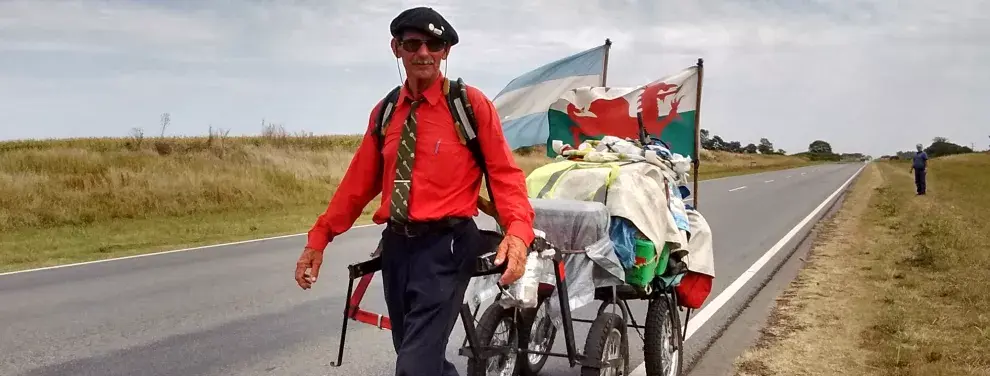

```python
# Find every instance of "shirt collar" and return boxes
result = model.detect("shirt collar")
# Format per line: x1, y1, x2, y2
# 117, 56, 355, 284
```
399, 74, 445, 107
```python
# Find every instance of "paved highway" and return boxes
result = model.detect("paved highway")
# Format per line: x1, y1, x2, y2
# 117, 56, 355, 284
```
0, 162, 865, 376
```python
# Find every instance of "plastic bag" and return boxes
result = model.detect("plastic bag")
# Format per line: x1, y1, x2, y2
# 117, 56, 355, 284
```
608, 217, 637, 269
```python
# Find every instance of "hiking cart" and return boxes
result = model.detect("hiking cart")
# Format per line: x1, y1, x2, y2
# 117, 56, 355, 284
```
458, 196, 699, 376
329, 182, 709, 376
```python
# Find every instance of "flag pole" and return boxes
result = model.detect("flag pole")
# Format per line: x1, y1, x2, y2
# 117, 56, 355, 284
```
693, 58, 704, 209
601, 38, 612, 86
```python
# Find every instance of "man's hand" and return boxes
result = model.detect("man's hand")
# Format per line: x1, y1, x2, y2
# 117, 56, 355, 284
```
295, 247, 324, 290
494, 234, 527, 286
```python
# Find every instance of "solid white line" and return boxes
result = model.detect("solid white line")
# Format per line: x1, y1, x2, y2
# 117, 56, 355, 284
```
0, 224, 380, 277
764, 180, 775, 183
628, 163, 866, 376
728, 186, 747, 192
787, 175, 793, 178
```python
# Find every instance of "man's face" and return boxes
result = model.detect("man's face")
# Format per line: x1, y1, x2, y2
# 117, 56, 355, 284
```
392, 30, 449, 81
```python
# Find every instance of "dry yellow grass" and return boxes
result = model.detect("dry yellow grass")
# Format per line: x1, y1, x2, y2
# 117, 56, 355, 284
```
698, 149, 820, 179
734, 153, 990, 376
0, 135, 816, 272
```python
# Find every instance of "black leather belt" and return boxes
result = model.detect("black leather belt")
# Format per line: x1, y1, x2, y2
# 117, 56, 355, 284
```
386, 217, 470, 237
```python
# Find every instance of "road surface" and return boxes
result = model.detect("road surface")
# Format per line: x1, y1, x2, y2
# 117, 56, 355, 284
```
0, 163, 865, 376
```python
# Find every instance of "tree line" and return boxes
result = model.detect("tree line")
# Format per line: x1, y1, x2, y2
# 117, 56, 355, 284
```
702, 129, 871, 162
882, 137, 976, 160
700, 129, 787, 155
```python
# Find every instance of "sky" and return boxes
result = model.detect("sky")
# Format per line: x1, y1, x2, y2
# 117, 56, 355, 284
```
1, 0, 987, 157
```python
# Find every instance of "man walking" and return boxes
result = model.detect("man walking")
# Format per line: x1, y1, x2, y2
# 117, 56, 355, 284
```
294, 6, 535, 376
910, 143, 928, 195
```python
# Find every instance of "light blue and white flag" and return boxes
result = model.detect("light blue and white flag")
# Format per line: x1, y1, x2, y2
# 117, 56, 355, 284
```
492, 43, 609, 149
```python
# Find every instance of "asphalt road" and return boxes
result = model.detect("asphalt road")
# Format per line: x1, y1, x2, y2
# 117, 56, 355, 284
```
0, 162, 865, 376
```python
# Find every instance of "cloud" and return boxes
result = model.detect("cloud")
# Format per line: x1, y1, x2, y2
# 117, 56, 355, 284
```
0, 0, 988, 156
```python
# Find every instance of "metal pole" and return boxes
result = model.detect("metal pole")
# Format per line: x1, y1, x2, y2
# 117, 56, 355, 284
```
601, 38, 612, 86
693, 58, 704, 209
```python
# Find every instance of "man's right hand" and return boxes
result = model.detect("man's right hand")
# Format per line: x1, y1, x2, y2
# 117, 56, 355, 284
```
295, 247, 324, 290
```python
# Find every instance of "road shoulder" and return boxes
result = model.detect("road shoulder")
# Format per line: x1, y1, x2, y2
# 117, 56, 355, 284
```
685, 165, 855, 375
732, 155, 990, 375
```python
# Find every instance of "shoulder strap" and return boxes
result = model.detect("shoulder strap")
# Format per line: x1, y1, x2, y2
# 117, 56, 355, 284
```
444, 78, 496, 208
374, 85, 402, 152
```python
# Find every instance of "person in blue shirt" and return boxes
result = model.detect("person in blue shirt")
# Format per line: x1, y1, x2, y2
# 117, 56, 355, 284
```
910, 143, 928, 195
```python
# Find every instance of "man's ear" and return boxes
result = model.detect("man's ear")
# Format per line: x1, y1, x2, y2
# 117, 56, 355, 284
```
442, 46, 450, 60
390, 39, 400, 58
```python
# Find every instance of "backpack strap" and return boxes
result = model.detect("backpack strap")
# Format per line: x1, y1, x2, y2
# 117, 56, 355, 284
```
444, 78, 497, 210
374, 85, 402, 152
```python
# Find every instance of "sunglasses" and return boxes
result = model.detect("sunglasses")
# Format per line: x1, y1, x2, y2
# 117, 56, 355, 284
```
399, 38, 446, 53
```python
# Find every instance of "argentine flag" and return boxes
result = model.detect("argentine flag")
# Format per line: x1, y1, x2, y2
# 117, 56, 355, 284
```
492, 44, 609, 150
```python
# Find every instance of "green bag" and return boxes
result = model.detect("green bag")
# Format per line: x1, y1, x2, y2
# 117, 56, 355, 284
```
626, 238, 660, 287
625, 238, 674, 288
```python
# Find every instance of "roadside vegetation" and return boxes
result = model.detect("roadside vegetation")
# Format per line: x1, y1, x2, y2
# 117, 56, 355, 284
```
1, 124, 818, 272
734, 153, 990, 376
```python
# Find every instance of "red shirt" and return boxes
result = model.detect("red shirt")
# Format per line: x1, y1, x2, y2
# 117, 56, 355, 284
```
306, 75, 536, 252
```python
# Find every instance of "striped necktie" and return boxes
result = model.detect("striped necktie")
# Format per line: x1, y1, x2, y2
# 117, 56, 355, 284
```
389, 99, 422, 223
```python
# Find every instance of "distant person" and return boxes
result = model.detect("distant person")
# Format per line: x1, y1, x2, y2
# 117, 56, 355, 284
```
910, 143, 928, 195
293, 6, 535, 376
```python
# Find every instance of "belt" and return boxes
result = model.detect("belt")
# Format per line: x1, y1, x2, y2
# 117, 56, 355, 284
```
386, 217, 470, 237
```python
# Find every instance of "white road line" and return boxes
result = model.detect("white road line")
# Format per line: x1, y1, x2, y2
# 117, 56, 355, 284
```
787, 175, 793, 178
629, 163, 866, 376
801, 172, 807, 175
0, 224, 380, 277
728, 186, 747, 192
764, 180, 775, 183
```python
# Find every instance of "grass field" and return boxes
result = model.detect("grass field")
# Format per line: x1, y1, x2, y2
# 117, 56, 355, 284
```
1, 133, 816, 273
734, 153, 990, 375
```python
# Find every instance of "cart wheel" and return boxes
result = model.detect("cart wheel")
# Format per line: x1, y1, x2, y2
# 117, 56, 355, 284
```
644, 296, 683, 376
581, 312, 629, 376
467, 304, 519, 376
517, 295, 556, 376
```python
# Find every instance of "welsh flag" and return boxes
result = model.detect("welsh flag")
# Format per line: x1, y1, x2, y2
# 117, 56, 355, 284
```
546, 66, 701, 158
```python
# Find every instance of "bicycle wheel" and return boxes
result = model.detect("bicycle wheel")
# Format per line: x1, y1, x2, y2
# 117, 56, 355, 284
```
644, 295, 683, 376
517, 294, 557, 376
466, 303, 520, 376
580, 312, 629, 376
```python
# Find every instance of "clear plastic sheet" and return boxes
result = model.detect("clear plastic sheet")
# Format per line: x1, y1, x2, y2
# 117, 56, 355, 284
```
463, 198, 625, 330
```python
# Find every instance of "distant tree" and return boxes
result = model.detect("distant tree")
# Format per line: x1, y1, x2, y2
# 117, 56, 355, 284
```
808, 140, 832, 154
726, 141, 742, 153
757, 138, 774, 154
743, 143, 758, 154
776, 148, 787, 155
896, 150, 916, 159
925, 137, 973, 158
708, 135, 726, 151
700, 129, 711, 145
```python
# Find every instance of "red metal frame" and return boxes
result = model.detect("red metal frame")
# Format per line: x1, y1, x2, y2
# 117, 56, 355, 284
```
343, 257, 566, 332
346, 273, 392, 330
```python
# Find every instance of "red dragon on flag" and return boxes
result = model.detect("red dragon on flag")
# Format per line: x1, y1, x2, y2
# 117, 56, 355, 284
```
546, 66, 701, 157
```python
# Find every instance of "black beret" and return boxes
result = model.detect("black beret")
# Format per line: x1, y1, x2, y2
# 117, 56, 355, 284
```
389, 7, 458, 46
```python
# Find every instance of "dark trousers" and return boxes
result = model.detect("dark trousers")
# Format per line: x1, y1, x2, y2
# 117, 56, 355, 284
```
915, 168, 927, 194
380, 220, 480, 376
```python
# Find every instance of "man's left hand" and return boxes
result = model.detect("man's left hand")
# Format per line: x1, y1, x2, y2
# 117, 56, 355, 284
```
494, 234, 527, 286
